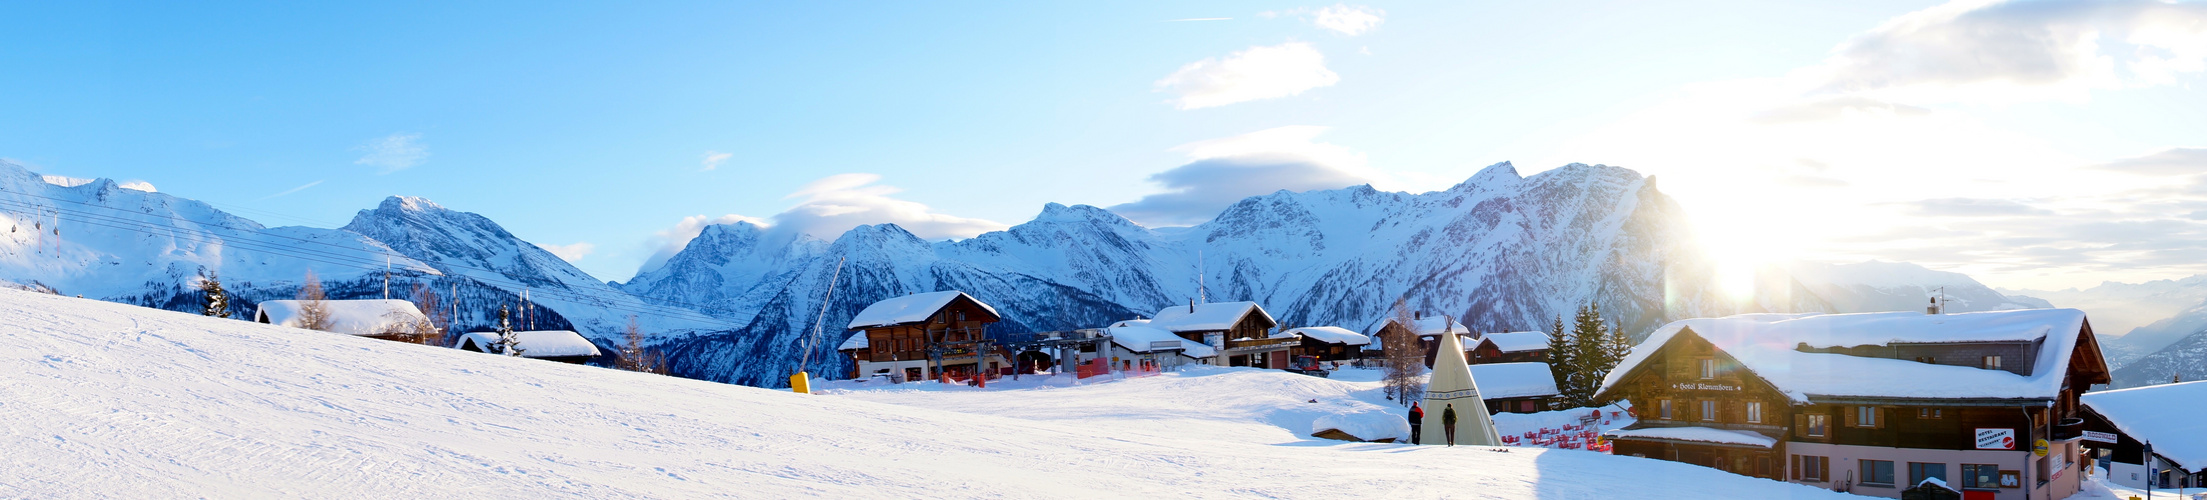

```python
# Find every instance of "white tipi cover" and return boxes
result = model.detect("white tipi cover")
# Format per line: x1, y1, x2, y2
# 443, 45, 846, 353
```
1418, 326, 1502, 446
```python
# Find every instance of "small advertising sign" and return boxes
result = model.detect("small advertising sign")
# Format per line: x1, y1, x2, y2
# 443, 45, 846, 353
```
2083, 430, 2118, 444
1975, 428, 2017, 450
2034, 438, 2050, 457
1999, 470, 2022, 488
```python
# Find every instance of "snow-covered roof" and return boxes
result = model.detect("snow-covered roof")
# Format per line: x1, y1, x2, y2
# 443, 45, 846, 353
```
254, 299, 430, 337
1367, 315, 1468, 337
1604, 426, 1777, 448
1479, 331, 1550, 353
1470, 362, 1560, 399
1107, 325, 1217, 358
837, 332, 868, 351
1599, 309, 2092, 403
2082, 380, 2207, 470
1146, 301, 1273, 333
1275, 326, 1370, 346
456, 330, 603, 358
846, 291, 1000, 330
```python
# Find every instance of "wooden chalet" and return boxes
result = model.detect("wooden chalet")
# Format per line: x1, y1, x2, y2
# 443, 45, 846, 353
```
1595, 309, 2110, 500
1145, 301, 1281, 368
841, 291, 1003, 383
1470, 362, 1560, 414
2078, 380, 2207, 491
454, 330, 602, 364
1272, 326, 1371, 363
1364, 313, 1468, 366
254, 299, 436, 341
1470, 331, 1550, 364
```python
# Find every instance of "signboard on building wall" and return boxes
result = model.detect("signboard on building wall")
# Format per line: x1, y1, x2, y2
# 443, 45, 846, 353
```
1976, 428, 2017, 450
2083, 431, 2118, 444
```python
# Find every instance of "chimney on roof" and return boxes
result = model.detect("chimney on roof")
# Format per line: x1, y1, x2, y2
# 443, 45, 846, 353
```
1415, 311, 1423, 320
1926, 297, 1941, 315
1189, 298, 1195, 313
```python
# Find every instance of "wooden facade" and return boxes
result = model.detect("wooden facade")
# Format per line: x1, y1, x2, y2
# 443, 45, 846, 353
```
1607, 332, 1791, 480
849, 294, 1003, 381
1601, 317, 2110, 499
1469, 340, 1548, 364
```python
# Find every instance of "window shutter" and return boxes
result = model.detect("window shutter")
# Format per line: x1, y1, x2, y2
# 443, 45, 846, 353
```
1819, 457, 1829, 482
1872, 407, 1884, 429
1794, 414, 1808, 437
1792, 455, 1802, 480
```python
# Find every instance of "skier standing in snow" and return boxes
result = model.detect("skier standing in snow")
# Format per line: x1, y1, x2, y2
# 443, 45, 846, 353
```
1442, 404, 1459, 447
1408, 403, 1424, 444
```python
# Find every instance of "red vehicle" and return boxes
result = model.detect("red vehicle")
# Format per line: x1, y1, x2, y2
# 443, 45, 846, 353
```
1287, 355, 1328, 378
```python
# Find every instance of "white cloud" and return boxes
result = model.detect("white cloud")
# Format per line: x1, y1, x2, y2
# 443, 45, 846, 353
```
700, 150, 733, 172
1801, 0, 2207, 104
1307, 4, 1384, 36
639, 213, 771, 274
2097, 148, 2207, 176
1155, 42, 1340, 110
1535, 0, 2207, 289
537, 242, 596, 263
773, 173, 1008, 240
635, 174, 1008, 275
354, 133, 429, 174
1110, 126, 1385, 226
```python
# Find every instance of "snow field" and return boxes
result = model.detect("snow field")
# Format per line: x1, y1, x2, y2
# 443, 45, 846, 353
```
1, 289, 1855, 499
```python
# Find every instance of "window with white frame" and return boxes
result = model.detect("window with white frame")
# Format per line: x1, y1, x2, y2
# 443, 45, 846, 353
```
1746, 402, 1763, 423
1699, 358, 1716, 379
1701, 400, 1717, 422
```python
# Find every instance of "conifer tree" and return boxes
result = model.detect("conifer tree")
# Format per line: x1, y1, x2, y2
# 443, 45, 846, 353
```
1545, 314, 1576, 409
1563, 303, 1632, 407
494, 304, 524, 357
197, 269, 229, 318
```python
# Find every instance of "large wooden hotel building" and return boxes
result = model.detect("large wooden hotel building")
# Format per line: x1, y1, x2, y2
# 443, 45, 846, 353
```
1596, 309, 2109, 500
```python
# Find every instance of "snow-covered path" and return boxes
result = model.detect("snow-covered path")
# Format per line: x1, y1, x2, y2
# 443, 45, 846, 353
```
0, 289, 1855, 498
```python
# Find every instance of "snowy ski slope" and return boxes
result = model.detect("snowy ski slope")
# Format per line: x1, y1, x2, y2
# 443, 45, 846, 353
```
0, 289, 1856, 499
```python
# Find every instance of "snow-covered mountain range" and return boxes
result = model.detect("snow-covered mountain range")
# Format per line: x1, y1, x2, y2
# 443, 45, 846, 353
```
0, 157, 2130, 390
0, 160, 722, 349
630, 163, 1788, 386
2003, 276, 2207, 372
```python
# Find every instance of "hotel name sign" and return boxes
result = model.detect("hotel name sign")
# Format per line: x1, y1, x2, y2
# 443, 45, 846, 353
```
1671, 382, 1741, 392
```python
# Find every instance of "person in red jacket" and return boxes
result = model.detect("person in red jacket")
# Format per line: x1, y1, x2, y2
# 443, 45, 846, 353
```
1408, 403, 1424, 444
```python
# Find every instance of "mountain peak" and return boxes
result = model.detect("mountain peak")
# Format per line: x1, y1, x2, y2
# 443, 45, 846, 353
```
1452, 162, 1521, 191
378, 196, 446, 213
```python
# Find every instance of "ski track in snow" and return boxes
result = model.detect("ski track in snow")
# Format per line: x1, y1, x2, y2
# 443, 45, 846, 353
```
0, 289, 1860, 499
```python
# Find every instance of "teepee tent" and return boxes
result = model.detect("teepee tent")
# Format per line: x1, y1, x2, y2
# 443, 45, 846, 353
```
1418, 323, 1502, 446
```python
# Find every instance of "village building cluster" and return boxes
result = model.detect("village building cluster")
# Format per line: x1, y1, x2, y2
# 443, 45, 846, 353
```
831, 290, 2195, 499
833, 290, 1563, 415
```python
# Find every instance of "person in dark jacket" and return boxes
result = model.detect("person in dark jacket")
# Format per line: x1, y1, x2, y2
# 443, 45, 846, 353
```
1442, 404, 1459, 446
1407, 403, 1424, 444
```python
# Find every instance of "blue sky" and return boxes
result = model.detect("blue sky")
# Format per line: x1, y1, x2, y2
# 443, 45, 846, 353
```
4, 1, 2205, 289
